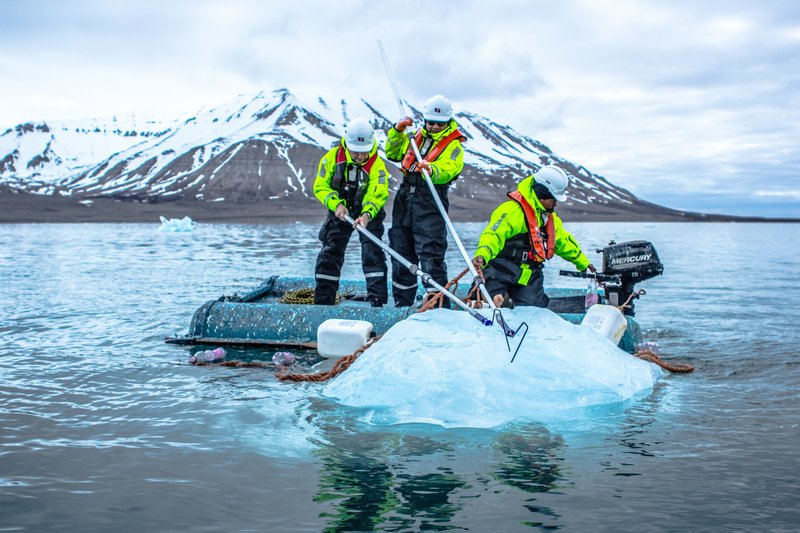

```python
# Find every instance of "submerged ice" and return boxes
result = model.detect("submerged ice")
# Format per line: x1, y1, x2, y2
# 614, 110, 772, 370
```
322, 307, 664, 428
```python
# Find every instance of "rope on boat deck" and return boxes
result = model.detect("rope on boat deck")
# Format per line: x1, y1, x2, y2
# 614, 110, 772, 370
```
278, 288, 355, 305
417, 268, 486, 311
279, 288, 320, 304
276, 336, 382, 382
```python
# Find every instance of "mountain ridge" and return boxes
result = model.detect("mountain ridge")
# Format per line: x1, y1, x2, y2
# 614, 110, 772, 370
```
0, 88, 705, 222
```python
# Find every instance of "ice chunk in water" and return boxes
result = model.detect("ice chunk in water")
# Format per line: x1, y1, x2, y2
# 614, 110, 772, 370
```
323, 307, 664, 428
158, 216, 195, 232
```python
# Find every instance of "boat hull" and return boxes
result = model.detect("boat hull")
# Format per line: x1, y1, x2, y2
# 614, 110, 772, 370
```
166, 276, 642, 353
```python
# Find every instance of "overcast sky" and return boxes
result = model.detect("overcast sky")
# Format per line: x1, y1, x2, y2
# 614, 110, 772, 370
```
1, 0, 798, 217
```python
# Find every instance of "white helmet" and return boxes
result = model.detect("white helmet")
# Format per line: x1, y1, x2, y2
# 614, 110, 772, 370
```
423, 95, 453, 122
344, 118, 375, 152
535, 165, 569, 202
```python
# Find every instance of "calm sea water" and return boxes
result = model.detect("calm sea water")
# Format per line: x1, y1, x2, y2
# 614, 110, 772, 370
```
1, 221, 798, 532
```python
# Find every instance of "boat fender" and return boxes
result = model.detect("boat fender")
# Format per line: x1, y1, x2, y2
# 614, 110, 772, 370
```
581, 304, 628, 344
317, 319, 374, 358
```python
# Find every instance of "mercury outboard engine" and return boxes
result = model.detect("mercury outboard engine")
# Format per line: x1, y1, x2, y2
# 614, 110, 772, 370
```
600, 240, 663, 315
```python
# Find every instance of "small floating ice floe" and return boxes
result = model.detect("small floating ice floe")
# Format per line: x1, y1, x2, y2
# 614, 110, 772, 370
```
158, 216, 195, 232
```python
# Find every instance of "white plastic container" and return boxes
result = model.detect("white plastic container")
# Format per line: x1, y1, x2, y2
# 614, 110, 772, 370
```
317, 319, 374, 358
581, 304, 628, 344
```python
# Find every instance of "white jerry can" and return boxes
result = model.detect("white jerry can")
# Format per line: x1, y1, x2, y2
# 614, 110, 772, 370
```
316, 319, 374, 358
581, 304, 628, 344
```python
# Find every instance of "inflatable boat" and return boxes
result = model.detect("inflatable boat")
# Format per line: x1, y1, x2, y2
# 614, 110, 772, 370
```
165, 240, 663, 355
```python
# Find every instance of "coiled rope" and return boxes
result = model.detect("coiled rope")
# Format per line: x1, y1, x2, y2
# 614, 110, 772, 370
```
278, 288, 351, 305
278, 288, 316, 304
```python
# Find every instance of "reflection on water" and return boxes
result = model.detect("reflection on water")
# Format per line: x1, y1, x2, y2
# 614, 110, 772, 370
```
311, 404, 466, 532
492, 425, 565, 494
611, 383, 669, 464
307, 404, 567, 531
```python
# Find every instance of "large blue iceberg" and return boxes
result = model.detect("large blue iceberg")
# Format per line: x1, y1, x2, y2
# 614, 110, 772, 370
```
322, 307, 664, 428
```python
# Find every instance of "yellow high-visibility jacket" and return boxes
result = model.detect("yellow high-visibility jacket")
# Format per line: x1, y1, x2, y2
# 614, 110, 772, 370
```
475, 176, 589, 283
313, 139, 389, 220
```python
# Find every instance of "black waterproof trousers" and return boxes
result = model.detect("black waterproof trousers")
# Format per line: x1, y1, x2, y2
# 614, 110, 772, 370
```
314, 210, 388, 306
483, 258, 549, 308
388, 182, 449, 307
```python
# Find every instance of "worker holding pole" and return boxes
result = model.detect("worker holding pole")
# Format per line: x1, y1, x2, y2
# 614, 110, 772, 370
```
384, 95, 467, 307
313, 118, 390, 307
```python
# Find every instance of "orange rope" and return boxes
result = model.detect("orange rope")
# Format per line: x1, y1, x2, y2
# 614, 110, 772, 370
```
635, 349, 695, 373
617, 289, 646, 311
276, 336, 382, 382
416, 267, 487, 312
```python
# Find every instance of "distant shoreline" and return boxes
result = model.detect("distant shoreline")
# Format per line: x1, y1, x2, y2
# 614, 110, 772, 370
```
0, 192, 795, 224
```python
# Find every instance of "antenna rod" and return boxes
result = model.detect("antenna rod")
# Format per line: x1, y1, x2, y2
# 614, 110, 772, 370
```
377, 39, 407, 118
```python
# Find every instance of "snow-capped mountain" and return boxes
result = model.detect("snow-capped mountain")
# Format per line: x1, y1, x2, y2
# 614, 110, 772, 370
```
0, 88, 650, 213
0, 114, 175, 193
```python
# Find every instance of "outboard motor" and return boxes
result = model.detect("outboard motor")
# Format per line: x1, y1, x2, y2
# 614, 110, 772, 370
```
600, 240, 663, 315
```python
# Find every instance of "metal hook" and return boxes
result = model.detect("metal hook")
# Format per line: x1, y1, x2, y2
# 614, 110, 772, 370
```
491, 308, 529, 361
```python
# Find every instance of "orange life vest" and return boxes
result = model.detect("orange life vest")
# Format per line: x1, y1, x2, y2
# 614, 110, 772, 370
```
507, 190, 555, 261
400, 128, 466, 173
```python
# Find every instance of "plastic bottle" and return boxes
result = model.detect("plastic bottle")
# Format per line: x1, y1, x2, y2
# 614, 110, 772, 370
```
189, 347, 226, 364
585, 279, 599, 309
637, 341, 660, 354
271, 351, 295, 366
